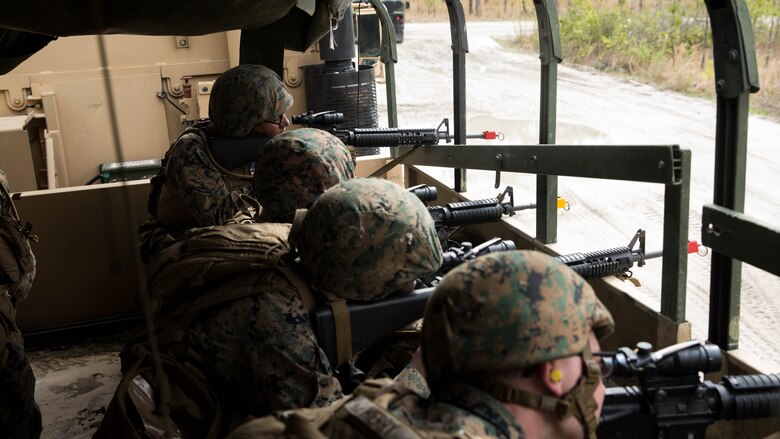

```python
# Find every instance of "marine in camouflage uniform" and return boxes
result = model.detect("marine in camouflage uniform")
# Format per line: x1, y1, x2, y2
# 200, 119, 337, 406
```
0, 169, 42, 439
226, 250, 614, 439
138, 64, 293, 260
253, 128, 355, 223
186, 178, 443, 422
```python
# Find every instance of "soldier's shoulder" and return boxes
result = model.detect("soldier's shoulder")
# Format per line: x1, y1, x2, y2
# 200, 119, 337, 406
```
167, 132, 210, 164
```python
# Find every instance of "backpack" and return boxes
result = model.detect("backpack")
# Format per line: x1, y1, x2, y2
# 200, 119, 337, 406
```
93, 318, 224, 439
0, 183, 37, 305
98, 221, 309, 439
144, 221, 292, 314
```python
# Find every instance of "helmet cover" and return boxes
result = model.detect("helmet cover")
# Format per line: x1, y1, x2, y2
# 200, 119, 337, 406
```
422, 250, 614, 386
253, 128, 355, 222
297, 178, 443, 301
209, 64, 293, 137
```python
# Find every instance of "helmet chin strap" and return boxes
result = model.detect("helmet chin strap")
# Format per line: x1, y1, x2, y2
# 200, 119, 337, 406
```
483, 344, 602, 439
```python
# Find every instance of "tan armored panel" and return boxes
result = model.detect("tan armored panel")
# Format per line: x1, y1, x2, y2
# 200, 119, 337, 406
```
0, 33, 232, 189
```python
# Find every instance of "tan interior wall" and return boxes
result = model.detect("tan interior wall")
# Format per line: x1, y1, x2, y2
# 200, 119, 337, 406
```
12, 157, 394, 331
0, 33, 233, 189
1, 31, 329, 191
14, 181, 149, 330
0, 116, 38, 191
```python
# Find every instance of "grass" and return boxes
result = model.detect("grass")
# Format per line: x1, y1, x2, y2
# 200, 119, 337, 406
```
403, 0, 780, 121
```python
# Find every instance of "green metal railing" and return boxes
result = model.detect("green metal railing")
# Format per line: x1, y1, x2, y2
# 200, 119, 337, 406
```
533, 0, 562, 244
703, 0, 764, 351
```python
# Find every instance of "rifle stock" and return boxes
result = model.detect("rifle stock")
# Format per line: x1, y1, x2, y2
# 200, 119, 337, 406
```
312, 288, 433, 369
312, 232, 662, 368
292, 110, 500, 148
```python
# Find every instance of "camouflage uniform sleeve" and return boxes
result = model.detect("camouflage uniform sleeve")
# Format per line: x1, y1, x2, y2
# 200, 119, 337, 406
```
165, 135, 243, 226
0, 295, 42, 438
392, 365, 431, 398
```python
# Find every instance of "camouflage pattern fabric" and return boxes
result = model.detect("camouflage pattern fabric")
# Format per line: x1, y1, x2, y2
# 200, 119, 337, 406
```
422, 250, 614, 388
188, 179, 443, 420
0, 327, 42, 439
0, 169, 41, 439
189, 271, 343, 418
210, 65, 293, 138
163, 130, 254, 226
296, 178, 443, 301
392, 364, 430, 398
140, 65, 292, 259
253, 128, 355, 223
225, 380, 524, 439
138, 129, 254, 260
385, 382, 526, 439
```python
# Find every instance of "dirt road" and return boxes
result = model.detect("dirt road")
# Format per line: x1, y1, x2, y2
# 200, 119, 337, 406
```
376, 21, 780, 371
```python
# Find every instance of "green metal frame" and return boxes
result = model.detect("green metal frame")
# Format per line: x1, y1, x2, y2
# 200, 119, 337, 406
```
405, 143, 691, 323
704, 0, 760, 350
702, 205, 780, 277
364, 0, 399, 127
445, 0, 469, 192
533, 0, 563, 244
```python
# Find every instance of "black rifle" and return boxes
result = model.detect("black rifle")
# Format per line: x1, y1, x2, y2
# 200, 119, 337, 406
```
312, 237, 516, 368
313, 231, 662, 368
440, 237, 516, 272
292, 110, 499, 147
427, 186, 537, 229
556, 229, 661, 279
598, 340, 780, 439
293, 110, 451, 147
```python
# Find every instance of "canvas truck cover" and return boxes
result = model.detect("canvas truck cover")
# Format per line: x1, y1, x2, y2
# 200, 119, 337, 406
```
0, 0, 350, 73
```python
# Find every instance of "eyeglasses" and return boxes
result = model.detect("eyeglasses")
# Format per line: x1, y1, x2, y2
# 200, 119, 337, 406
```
263, 114, 285, 126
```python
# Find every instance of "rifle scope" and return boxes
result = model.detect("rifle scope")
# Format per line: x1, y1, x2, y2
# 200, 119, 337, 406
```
598, 341, 780, 439
600, 340, 722, 378
292, 111, 345, 126
441, 238, 516, 269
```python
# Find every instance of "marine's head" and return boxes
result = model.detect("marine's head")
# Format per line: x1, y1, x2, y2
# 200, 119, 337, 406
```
295, 178, 443, 301
422, 250, 614, 438
254, 128, 355, 223
209, 64, 293, 138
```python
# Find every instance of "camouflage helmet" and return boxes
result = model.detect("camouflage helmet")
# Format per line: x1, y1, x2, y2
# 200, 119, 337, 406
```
209, 65, 293, 138
253, 128, 355, 223
296, 178, 443, 301
422, 250, 614, 387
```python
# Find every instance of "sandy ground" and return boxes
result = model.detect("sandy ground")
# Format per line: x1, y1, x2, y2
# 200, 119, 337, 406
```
27, 338, 124, 438
374, 21, 780, 372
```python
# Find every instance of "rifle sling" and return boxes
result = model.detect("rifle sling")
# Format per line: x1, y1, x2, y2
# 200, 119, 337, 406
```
482, 382, 572, 417
276, 266, 353, 367
320, 291, 352, 367
276, 265, 316, 312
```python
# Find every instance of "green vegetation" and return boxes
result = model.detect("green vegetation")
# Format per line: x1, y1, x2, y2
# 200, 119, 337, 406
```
527, 0, 780, 119
407, 0, 779, 120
